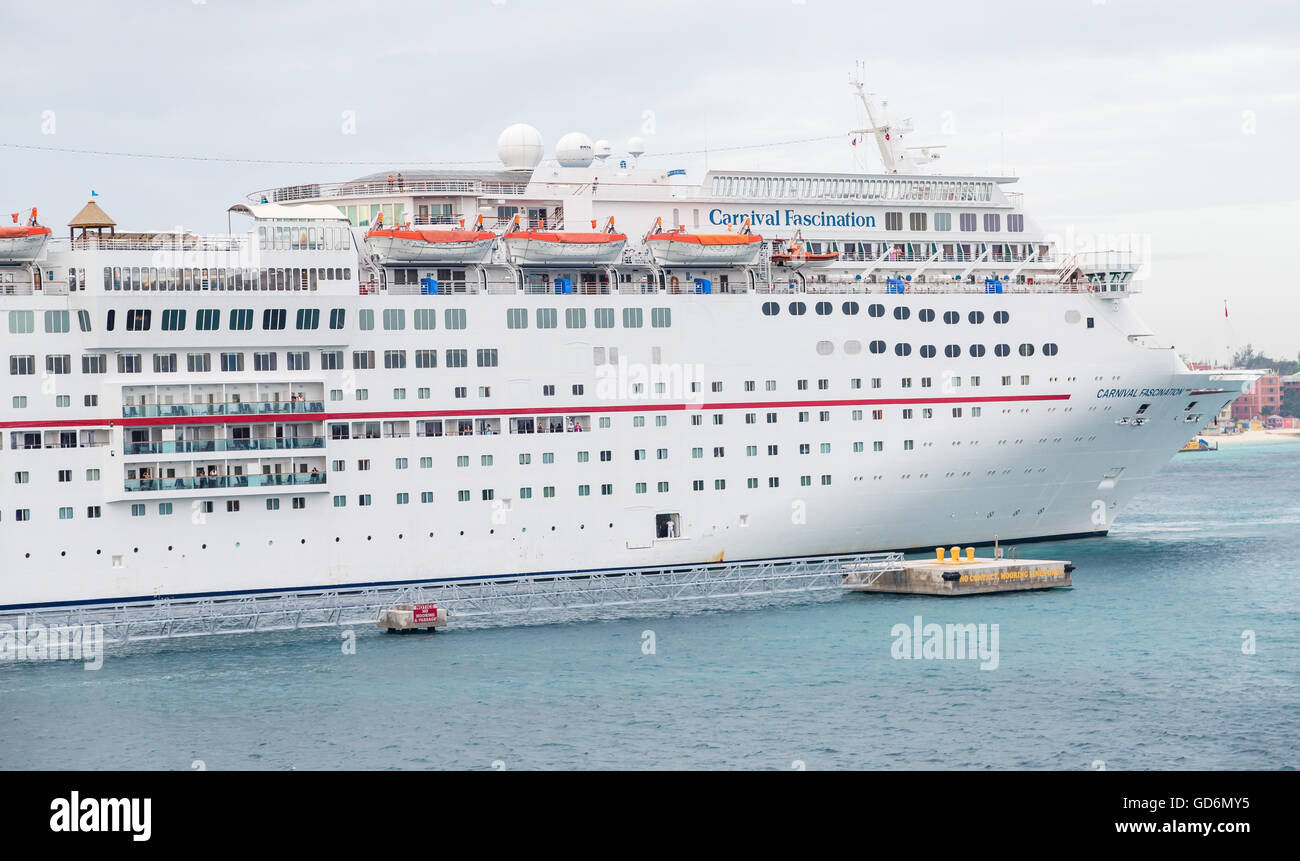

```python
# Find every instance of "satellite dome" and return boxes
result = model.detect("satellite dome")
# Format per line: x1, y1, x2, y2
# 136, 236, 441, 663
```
555, 132, 595, 168
627, 136, 646, 158
497, 124, 544, 172
593, 139, 612, 161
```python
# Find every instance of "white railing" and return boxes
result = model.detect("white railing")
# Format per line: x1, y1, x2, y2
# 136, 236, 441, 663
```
256, 177, 529, 204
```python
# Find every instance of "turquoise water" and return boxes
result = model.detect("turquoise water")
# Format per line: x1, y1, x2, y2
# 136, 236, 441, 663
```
4, 441, 1298, 770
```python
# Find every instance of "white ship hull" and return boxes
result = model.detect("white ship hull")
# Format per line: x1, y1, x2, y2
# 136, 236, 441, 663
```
0, 289, 1245, 609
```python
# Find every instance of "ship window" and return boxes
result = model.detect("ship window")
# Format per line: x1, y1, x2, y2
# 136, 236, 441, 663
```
126, 309, 151, 331
219, 352, 244, 372
287, 351, 310, 371
1086, 317, 1094, 328
945, 345, 961, 358
296, 308, 320, 330
352, 350, 375, 369
919, 309, 935, 322
959, 213, 977, 231
788, 302, 806, 316
229, 309, 253, 330
383, 309, 405, 330
161, 309, 186, 331
507, 308, 528, 329
1008, 214, 1024, 232
994, 343, 1010, 357
934, 213, 952, 231
415, 349, 437, 368
321, 350, 343, 370
814, 301, 832, 316
358, 309, 375, 330
384, 350, 407, 369
893, 306, 910, 320
993, 310, 1010, 324
868, 303, 885, 318
983, 214, 1001, 232
82, 354, 107, 374
622, 308, 643, 328
153, 353, 177, 373
885, 212, 903, 231
761, 302, 779, 316
594, 308, 615, 328
1043, 343, 1059, 356
444, 309, 467, 330
565, 308, 587, 328
969, 344, 986, 357
446, 349, 468, 368
329, 308, 346, 329
842, 301, 859, 315
1019, 343, 1035, 356
477, 349, 498, 367
868, 340, 886, 354
968, 311, 985, 324
909, 213, 927, 231
411, 308, 436, 330
253, 351, 277, 371
9, 355, 34, 375
651, 307, 671, 328
537, 308, 558, 329
943, 311, 959, 324
920, 345, 936, 358
894, 343, 911, 357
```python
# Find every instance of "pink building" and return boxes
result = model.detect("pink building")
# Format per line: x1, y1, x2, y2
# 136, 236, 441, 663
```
1231, 373, 1282, 421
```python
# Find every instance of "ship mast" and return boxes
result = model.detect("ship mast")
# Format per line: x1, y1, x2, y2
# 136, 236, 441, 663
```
847, 62, 942, 175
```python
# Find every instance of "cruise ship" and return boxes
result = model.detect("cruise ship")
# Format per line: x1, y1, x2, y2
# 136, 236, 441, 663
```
0, 82, 1250, 611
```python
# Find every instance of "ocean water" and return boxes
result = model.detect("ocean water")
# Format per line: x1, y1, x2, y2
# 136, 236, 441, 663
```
3, 441, 1298, 771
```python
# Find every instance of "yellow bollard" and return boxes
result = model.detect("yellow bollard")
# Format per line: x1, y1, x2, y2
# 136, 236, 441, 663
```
935, 547, 945, 562
966, 547, 975, 562
949, 546, 961, 563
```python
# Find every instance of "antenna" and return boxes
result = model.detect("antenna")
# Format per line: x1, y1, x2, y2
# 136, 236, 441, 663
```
847, 62, 943, 175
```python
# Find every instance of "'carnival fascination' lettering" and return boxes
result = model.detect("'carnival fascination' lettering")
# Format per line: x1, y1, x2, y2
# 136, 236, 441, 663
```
709, 208, 876, 228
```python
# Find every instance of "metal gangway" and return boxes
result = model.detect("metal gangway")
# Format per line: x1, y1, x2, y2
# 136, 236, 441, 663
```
4, 552, 904, 645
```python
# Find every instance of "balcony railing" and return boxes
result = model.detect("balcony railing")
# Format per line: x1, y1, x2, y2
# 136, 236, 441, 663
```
256, 178, 528, 204
122, 401, 325, 419
123, 437, 325, 455
124, 472, 327, 493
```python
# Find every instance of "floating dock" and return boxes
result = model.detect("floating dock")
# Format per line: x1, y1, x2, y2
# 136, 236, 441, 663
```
843, 551, 1072, 596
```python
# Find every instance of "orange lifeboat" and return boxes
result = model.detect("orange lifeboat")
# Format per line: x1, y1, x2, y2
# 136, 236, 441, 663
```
504, 216, 627, 266
771, 232, 839, 268
364, 214, 495, 264
0, 209, 50, 262
644, 218, 763, 267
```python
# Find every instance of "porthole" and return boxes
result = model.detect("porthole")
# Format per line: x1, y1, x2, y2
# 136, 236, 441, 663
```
61, 551, 66, 557
816, 340, 834, 356
300, 538, 306, 544
944, 344, 961, 358
894, 343, 911, 357
920, 344, 936, 358
868, 303, 885, 318
202, 543, 207, 549
993, 310, 1010, 324
969, 311, 985, 324
893, 306, 910, 320
1043, 343, 1059, 356
367, 535, 372, 541
919, 308, 935, 322
1019, 343, 1035, 356
943, 311, 959, 324
334, 537, 340, 542
844, 340, 862, 355
761, 301, 779, 316
814, 301, 832, 316
994, 343, 1010, 357
969, 344, 986, 357
788, 301, 806, 316
869, 340, 886, 354
842, 301, 860, 315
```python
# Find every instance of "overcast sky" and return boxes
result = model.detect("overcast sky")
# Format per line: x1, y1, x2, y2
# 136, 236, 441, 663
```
2, 0, 1296, 361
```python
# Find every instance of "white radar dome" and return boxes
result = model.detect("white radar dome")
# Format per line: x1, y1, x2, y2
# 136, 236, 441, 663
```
593, 139, 612, 161
555, 132, 595, 168
497, 123, 544, 172
627, 136, 646, 158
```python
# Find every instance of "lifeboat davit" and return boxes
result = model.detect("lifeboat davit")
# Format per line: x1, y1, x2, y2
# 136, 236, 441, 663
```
365, 215, 495, 264
645, 227, 763, 267
0, 224, 51, 263
504, 216, 626, 266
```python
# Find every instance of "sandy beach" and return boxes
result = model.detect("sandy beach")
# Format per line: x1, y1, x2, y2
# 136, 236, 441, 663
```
1192, 429, 1300, 446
